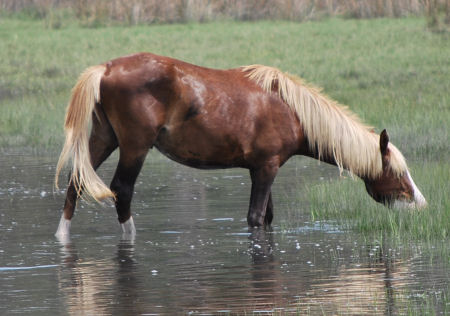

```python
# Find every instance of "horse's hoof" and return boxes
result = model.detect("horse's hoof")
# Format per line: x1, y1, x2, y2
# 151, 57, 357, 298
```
120, 216, 136, 236
55, 215, 71, 240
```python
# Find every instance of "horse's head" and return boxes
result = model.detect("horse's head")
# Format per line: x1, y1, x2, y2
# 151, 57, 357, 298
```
364, 130, 427, 209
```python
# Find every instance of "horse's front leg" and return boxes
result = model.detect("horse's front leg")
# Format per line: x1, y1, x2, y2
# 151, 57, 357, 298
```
247, 165, 278, 227
264, 192, 274, 226
110, 149, 148, 236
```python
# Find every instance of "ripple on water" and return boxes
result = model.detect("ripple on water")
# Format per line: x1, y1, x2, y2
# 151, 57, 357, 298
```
0, 154, 447, 314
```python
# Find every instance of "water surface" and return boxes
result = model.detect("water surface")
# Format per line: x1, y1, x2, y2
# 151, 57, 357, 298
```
0, 153, 447, 314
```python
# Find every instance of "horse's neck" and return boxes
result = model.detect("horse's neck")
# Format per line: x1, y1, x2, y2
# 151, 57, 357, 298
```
301, 131, 380, 180
302, 146, 340, 169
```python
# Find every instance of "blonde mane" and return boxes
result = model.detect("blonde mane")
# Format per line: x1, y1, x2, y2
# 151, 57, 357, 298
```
242, 65, 408, 180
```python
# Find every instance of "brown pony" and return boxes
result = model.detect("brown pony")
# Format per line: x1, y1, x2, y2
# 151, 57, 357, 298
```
54, 53, 426, 237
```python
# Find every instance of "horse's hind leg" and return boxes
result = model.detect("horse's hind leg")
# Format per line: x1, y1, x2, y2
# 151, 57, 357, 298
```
56, 110, 118, 238
110, 148, 149, 235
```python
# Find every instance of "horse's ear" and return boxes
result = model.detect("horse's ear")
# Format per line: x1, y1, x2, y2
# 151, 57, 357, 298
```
380, 129, 389, 156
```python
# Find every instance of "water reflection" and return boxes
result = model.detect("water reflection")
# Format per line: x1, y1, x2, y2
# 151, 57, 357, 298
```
247, 228, 287, 311
295, 243, 413, 315
57, 238, 144, 315
53, 230, 419, 315
111, 239, 143, 315
0, 154, 447, 314
58, 241, 103, 315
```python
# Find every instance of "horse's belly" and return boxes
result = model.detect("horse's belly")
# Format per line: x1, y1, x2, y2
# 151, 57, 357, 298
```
154, 125, 246, 169
155, 146, 235, 169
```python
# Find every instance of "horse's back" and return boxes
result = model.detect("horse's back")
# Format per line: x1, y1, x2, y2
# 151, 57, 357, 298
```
99, 53, 303, 169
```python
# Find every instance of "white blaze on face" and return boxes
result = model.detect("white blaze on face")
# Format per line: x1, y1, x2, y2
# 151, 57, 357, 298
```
406, 171, 427, 209
394, 171, 427, 209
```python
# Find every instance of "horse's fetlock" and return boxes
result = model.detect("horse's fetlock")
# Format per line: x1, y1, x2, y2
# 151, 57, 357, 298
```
247, 213, 264, 227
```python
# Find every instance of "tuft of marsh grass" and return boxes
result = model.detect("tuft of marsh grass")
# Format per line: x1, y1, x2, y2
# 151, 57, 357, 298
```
308, 161, 449, 241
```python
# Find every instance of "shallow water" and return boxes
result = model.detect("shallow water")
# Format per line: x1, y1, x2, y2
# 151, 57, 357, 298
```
0, 153, 447, 315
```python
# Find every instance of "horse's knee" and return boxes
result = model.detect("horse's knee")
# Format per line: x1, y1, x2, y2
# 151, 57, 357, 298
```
110, 178, 125, 197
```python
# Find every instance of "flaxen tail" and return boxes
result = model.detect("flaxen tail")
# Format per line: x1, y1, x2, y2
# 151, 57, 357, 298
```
55, 65, 115, 202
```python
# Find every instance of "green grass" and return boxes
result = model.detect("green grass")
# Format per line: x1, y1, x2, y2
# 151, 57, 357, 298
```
309, 161, 450, 240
